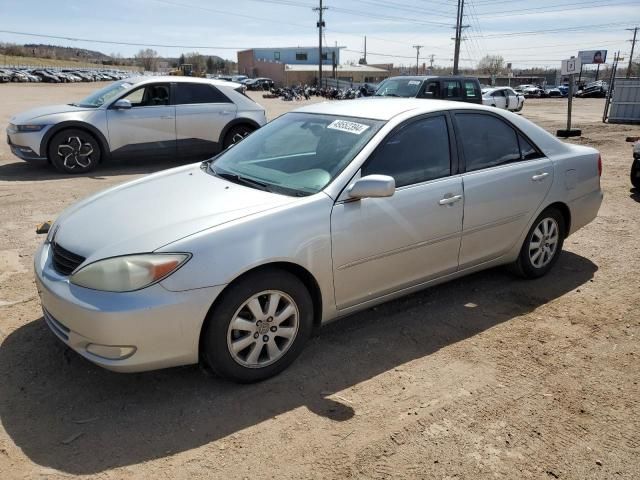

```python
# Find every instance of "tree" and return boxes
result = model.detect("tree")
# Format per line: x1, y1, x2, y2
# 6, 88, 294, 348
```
477, 55, 504, 79
135, 48, 159, 71
206, 56, 214, 74
179, 53, 185, 65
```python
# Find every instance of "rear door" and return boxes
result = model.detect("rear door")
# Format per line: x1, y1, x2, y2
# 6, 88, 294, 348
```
173, 82, 237, 159
491, 90, 508, 109
331, 114, 463, 309
442, 79, 463, 102
106, 82, 176, 159
452, 111, 553, 268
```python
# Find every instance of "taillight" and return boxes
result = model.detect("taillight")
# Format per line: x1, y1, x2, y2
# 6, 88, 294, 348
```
598, 154, 602, 177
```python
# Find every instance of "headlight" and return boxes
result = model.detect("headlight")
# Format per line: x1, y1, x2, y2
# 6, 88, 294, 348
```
70, 253, 190, 292
16, 124, 46, 132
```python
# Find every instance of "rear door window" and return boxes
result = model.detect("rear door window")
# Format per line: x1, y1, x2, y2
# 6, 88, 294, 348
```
455, 113, 521, 172
463, 80, 480, 100
420, 81, 440, 99
174, 83, 230, 104
443, 80, 462, 99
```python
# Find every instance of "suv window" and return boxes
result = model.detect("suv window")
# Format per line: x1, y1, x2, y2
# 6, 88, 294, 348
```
174, 83, 230, 104
456, 113, 522, 172
362, 116, 451, 187
420, 81, 440, 98
443, 80, 462, 99
463, 80, 480, 99
123, 83, 170, 107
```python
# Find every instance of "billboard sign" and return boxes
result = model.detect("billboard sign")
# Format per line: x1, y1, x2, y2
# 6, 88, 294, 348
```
578, 50, 607, 65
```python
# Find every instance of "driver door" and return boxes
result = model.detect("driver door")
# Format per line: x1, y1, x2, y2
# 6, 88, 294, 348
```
492, 90, 507, 109
331, 114, 463, 309
106, 82, 176, 159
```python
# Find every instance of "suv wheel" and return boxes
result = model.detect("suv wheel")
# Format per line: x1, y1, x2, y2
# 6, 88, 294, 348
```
223, 125, 255, 149
48, 129, 101, 174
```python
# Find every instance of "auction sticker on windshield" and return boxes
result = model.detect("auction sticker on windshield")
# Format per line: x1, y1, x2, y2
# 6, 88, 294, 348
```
327, 120, 370, 135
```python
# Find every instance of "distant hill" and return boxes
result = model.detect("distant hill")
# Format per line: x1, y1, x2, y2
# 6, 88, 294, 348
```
21, 43, 112, 61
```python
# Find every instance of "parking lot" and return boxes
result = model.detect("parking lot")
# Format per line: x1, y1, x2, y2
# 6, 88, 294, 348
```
0, 82, 638, 479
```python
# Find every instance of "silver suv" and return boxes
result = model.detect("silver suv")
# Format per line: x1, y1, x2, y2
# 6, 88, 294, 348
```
6, 76, 267, 174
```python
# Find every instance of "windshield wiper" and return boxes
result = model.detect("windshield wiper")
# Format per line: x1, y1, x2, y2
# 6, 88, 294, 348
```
210, 167, 272, 192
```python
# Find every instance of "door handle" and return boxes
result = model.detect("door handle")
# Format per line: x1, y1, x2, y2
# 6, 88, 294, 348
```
439, 194, 463, 206
532, 172, 549, 181
219, 111, 234, 115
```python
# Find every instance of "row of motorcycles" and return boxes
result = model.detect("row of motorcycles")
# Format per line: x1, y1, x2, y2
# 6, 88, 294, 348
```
264, 84, 369, 101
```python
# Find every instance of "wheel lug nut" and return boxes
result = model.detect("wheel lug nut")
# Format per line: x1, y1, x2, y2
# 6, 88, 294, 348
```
263, 335, 269, 342
267, 317, 273, 322
256, 320, 262, 326
253, 333, 259, 339
270, 326, 277, 332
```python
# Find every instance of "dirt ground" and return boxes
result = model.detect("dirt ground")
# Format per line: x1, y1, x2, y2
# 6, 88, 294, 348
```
0, 83, 638, 480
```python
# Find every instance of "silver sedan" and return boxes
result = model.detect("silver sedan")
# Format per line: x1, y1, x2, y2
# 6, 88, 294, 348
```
35, 99, 603, 382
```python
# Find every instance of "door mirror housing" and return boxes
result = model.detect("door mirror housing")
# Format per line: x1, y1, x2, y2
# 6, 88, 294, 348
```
112, 99, 132, 110
347, 175, 395, 199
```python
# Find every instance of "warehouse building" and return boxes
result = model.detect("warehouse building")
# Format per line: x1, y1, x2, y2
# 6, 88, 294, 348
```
237, 46, 390, 86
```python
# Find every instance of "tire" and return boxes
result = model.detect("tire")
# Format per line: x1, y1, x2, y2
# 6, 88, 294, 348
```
201, 269, 313, 383
515, 102, 524, 112
512, 208, 565, 279
223, 124, 255, 149
631, 159, 640, 189
48, 129, 101, 174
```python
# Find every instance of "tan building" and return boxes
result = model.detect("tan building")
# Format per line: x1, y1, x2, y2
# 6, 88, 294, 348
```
238, 48, 390, 86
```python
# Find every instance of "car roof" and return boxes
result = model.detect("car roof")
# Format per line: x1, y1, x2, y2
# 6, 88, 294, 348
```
294, 98, 490, 121
384, 75, 478, 82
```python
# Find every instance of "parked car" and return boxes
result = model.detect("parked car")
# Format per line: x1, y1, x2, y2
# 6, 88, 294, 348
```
545, 86, 563, 98
231, 75, 249, 83
374, 76, 482, 104
6, 76, 266, 173
631, 140, 640, 189
557, 85, 569, 96
577, 80, 608, 98
0, 69, 11, 83
245, 77, 275, 91
482, 87, 524, 112
518, 84, 544, 98
34, 98, 603, 382
31, 69, 61, 83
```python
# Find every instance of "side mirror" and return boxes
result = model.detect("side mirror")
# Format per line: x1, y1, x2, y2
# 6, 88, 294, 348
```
347, 174, 395, 199
112, 99, 132, 110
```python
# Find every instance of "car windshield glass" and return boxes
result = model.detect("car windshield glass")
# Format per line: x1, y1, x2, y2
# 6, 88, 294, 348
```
210, 112, 384, 196
74, 81, 133, 107
374, 78, 423, 97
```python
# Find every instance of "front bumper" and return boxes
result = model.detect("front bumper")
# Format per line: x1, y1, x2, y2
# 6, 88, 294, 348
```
6, 127, 50, 161
34, 242, 225, 372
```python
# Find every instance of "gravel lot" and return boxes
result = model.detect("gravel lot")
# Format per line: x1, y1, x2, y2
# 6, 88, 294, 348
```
0, 83, 638, 480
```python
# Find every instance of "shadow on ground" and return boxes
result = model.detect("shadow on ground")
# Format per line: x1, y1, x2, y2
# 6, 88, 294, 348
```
0, 158, 181, 182
0, 252, 597, 474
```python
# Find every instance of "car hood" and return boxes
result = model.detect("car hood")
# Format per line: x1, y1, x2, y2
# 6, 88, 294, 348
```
53, 163, 296, 263
10, 104, 96, 123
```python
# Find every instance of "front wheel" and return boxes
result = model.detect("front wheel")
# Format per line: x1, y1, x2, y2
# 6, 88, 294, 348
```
512, 208, 565, 279
631, 159, 640, 189
223, 125, 255, 149
201, 270, 313, 383
48, 129, 101, 174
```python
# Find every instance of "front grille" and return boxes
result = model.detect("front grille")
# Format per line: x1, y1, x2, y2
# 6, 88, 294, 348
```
51, 241, 85, 276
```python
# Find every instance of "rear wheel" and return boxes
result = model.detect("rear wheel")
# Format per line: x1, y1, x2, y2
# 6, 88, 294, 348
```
48, 129, 101, 174
512, 208, 565, 279
223, 125, 255, 149
631, 159, 640, 189
201, 269, 313, 383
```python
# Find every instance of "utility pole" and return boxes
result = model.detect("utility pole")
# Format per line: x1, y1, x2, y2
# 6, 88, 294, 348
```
364, 36, 367, 64
429, 54, 435, 69
314, 0, 328, 87
627, 26, 638, 78
413, 45, 423, 75
453, 0, 465, 74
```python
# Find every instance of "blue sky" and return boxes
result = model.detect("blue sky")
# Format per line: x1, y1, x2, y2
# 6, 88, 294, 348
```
1, 0, 639, 69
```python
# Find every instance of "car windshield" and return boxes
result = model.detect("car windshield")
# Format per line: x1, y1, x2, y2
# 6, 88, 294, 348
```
209, 112, 384, 196
374, 78, 423, 97
74, 81, 133, 107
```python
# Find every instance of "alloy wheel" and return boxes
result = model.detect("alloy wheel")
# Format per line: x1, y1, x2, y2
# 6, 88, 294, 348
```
529, 217, 559, 268
227, 290, 299, 368
57, 136, 95, 170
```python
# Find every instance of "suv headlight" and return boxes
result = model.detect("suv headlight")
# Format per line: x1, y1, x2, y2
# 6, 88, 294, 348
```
16, 124, 46, 132
70, 253, 190, 292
